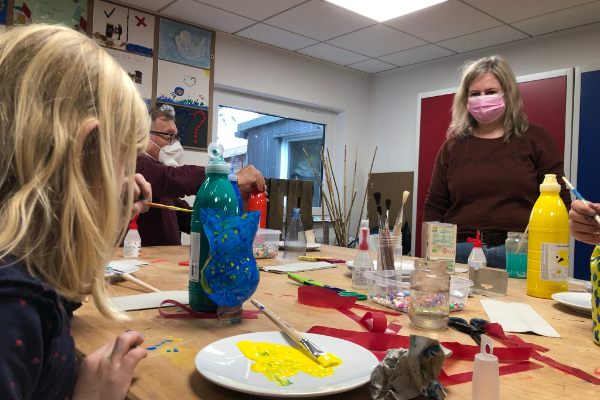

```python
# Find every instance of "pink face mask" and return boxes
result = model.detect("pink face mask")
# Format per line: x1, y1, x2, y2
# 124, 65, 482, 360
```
467, 93, 506, 123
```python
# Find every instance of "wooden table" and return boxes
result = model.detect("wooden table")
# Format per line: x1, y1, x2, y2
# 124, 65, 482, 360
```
71, 245, 599, 399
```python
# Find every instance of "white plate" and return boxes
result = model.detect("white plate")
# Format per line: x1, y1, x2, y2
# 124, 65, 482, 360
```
278, 241, 321, 251
195, 331, 378, 398
104, 261, 140, 277
551, 292, 592, 315
346, 259, 414, 275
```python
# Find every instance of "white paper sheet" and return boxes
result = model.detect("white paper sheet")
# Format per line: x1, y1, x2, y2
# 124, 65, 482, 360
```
110, 291, 188, 311
260, 262, 336, 274
480, 299, 561, 338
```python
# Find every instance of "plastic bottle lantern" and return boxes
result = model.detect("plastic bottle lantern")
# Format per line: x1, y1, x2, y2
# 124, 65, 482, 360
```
248, 190, 267, 228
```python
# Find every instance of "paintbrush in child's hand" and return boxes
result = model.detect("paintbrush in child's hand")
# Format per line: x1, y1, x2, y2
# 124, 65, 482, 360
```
148, 202, 193, 212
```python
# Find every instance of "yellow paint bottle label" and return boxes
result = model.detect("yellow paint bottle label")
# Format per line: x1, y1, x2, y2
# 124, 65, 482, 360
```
527, 174, 570, 299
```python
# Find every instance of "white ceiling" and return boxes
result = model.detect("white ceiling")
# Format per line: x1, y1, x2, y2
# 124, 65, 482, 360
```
116, 0, 600, 73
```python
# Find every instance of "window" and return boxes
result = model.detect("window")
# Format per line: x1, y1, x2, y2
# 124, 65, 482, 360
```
218, 106, 324, 207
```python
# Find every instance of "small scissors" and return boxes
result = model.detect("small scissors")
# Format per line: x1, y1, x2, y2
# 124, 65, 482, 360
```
448, 317, 489, 346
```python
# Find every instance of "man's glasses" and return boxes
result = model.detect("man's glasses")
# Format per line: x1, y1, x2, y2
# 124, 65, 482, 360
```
150, 131, 180, 144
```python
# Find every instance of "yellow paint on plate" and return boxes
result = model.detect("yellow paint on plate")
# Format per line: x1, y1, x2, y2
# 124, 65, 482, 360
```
237, 341, 343, 386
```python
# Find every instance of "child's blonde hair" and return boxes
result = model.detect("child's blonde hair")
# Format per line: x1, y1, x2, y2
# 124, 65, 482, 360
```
0, 25, 149, 319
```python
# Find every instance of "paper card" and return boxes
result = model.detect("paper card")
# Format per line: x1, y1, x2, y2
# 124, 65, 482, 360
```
156, 59, 209, 109
126, 9, 154, 56
260, 262, 336, 274
14, 0, 88, 32
480, 299, 561, 338
93, 0, 128, 49
110, 291, 188, 311
159, 18, 211, 70
105, 48, 153, 100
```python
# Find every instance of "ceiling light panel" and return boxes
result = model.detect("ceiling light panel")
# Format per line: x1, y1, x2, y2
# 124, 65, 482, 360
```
325, 0, 448, 22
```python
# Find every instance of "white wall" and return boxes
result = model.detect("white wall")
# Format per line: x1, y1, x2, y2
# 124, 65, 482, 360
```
180, 32, 372, 244
370, 22, 600, 174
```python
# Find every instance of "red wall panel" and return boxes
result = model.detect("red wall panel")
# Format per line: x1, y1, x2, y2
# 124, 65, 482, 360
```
415, 76, 567, 256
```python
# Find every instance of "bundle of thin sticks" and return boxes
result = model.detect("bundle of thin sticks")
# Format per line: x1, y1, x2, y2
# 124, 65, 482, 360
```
303, 145, 377, 247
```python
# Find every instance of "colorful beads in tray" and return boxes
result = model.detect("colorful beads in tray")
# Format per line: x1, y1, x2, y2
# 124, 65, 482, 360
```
252, 241, 278, 259
370, 291, 465, 313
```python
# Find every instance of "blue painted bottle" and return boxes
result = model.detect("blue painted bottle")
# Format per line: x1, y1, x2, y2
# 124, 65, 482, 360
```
189, 143, 240, 312
228, 167, 244, 213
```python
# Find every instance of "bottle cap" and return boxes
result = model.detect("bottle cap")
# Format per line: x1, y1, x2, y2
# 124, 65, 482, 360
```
205, 142, 229, 174
359, 227, 370, 251
540, 174, 561, 192
472, 335, 499, 400
129, 215, 138, 230
467, 230, 482, 248
360, 219, 369, 229
228, 166, 237, 182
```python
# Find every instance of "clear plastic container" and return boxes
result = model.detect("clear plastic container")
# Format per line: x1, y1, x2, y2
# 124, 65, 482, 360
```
377, 231, 402, 271
283, 208, 306, 259
253, 228, 281, 259
364, 268, 473, 314
505, 232, 527, 279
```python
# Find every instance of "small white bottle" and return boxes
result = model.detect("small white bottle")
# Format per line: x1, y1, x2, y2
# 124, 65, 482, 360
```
124, 215, 142, 258
352, 220, 374, 289
467, 230, 486, 270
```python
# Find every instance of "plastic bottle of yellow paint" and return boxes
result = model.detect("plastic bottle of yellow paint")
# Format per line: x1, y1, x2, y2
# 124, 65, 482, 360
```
527, 174, 570, 298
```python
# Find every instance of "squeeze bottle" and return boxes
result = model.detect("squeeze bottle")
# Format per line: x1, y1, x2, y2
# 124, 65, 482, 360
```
352, 220, 374, 289
189, 143, 240, 312
247, 190, 267, 228
123, 215, 141, 258
467, 231, 486, 270
228, 167, 244, 213
527, 174, 569, 298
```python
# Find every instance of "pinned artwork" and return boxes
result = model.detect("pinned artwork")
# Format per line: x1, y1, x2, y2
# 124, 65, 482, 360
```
156, 101, 209, 150
159, 19, 211, 70
105, 48, 153, 100
156, 60, 209, 109
93, 0, 128, 50
127, 10, 155, 56
0, 0, 7, 24
14, 0, 88, 33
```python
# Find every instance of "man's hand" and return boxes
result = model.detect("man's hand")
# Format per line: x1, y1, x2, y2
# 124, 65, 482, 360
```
569, 199, 600, 245
236, 166, 267, 210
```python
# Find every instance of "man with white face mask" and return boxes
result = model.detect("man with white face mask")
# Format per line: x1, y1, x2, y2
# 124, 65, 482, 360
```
136, 105, 266, 246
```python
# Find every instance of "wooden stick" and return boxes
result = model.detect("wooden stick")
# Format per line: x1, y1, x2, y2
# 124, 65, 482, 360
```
326, 149, 343, 229
516, 224, 529, 254
321, 150, 343, 244
321, 185, 326, 245
354, 147, 378, 247
343, 145, 347, 241
346, 189, 358, 242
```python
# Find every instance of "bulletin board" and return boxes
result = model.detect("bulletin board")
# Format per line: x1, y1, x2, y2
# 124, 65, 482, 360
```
414, 72, 571, 257
572, 67, 600, 281
0, 0, 216, 150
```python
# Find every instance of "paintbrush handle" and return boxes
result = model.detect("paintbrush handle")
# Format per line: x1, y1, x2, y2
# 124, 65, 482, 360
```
251, 299, 304, 344
121, 273, 161, 292
148, 203, 193, 212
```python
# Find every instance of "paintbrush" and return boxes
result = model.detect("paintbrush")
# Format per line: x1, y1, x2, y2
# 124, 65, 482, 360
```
251, 299, 339, 367
562, 176, 600, 225
108, 269, 161, 293
373, 192, 382, 231
392, 191, 410, 237
515, 224, 529, 254
385, 199, 391, 233
148, 202, 193, 213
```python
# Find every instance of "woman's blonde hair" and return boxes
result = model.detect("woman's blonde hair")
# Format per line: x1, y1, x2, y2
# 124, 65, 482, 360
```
0, 25, 149, 319
447, 55, 528, 142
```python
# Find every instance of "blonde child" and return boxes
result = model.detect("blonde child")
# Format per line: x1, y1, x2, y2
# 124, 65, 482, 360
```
0, 25, 153, 399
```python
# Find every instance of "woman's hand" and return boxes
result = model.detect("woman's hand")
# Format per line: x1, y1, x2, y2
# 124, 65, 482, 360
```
132, 174, 151, 219
569, 199, 600, 245
72, 331, 148, 400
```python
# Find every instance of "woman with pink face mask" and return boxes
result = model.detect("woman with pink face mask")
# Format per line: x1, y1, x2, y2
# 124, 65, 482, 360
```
423, 55, 571, 269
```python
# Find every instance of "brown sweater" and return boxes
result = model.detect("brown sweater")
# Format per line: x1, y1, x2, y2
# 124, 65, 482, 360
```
423, 124, 571, 242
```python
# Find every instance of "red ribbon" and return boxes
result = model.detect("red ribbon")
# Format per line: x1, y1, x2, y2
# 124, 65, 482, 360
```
159, 299, 260, 319
439, 362, 544, 386
486, 324, 600, 385
298, 285, 357, 309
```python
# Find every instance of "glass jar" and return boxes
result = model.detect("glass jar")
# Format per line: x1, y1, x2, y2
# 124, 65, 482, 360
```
283, 208, 307, 259
409, 259, 450, 330
505, 232, 527, 279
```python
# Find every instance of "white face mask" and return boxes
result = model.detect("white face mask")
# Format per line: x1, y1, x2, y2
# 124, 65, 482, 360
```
150, 139, 183, 167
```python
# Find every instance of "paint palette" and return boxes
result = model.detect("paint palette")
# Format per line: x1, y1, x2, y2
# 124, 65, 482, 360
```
551, 292, 592, 315
195, 331, 379, 397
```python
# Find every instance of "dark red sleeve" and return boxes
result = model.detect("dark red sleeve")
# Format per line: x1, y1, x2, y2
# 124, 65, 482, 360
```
531, 125, 572, 211
423, 141, 452, 222
174, 197, 192, 234
136, 155, 206, 199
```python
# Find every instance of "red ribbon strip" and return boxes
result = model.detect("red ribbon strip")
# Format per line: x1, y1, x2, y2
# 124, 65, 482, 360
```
486, 324, 600, 385
298, 285, 357, 309
159, 299, 260, 319
439, 361, 544, 386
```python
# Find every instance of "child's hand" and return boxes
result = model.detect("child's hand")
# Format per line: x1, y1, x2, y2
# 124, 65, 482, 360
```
569, 199, 600, 245
132, 173, 151, 218
72, 331, 148, 400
